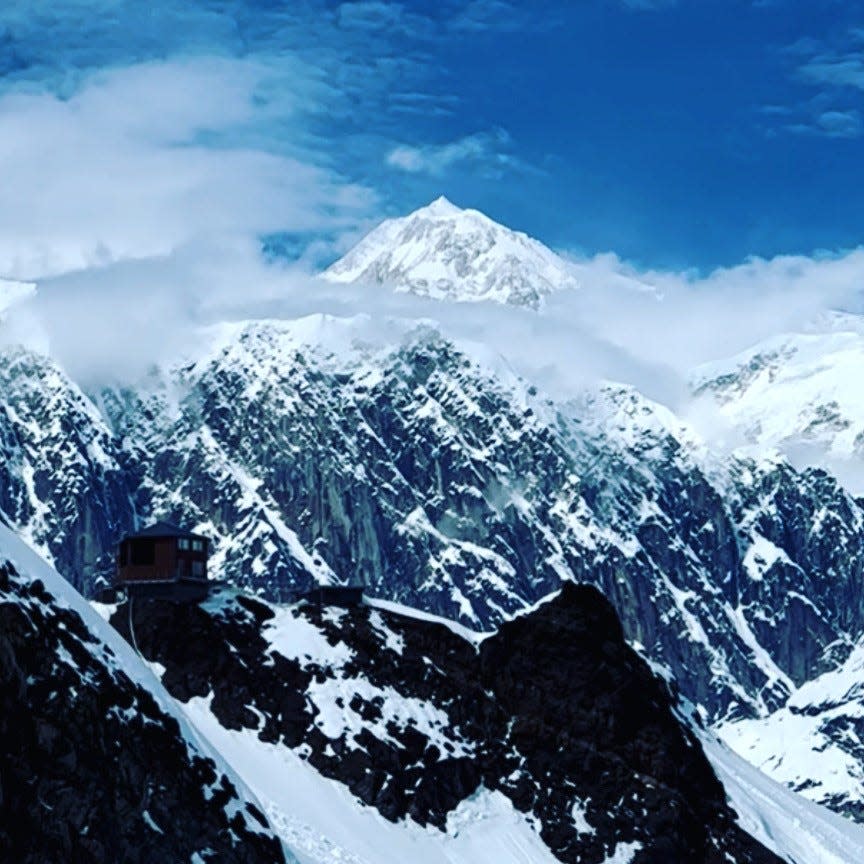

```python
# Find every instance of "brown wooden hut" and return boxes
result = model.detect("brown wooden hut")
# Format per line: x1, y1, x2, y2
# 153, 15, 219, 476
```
116, 522, 209, 599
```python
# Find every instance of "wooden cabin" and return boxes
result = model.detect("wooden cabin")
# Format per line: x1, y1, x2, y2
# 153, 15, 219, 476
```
116, 521, 210, 600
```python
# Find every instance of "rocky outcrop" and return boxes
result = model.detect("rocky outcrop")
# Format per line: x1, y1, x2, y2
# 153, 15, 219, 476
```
111, 585, 782, 864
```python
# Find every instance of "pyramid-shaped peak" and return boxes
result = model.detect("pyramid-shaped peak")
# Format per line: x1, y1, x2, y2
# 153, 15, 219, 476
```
323, 197, 578, 308
415, 195, 464, 219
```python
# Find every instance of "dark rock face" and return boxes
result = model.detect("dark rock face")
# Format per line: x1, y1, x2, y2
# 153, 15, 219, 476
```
0, 562, 285, 864
113, 585, 782, 864
3, 328, 864, 730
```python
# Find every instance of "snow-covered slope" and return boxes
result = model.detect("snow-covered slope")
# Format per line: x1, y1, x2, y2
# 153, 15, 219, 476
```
0, 347, 130, 585
702, 735, 864, 864
0, 522, 289, 862
692, 315, 864, 488
322, 197, 578, 308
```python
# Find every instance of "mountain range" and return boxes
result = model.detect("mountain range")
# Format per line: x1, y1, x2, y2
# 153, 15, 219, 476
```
4, 199, 864, 859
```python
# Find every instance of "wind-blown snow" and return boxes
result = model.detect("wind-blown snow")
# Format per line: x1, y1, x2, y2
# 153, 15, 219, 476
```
0, 278, 36, 315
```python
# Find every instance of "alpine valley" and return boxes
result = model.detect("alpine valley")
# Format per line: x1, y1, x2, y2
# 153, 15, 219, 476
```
5, 200, 864, 861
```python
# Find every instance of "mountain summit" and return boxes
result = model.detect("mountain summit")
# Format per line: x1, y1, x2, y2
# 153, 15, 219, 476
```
323, 197, 578, 308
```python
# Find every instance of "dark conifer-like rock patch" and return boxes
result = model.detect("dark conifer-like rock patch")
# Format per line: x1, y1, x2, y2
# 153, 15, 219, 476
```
0, 563, 285, 864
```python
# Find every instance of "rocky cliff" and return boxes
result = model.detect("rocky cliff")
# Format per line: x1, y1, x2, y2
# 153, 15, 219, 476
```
110, 584, 783, 864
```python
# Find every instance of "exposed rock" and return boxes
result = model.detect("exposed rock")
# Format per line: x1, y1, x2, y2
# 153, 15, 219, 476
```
0, 559, 285, 864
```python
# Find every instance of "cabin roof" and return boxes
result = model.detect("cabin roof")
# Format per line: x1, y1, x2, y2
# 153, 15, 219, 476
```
124, 521, 205, 541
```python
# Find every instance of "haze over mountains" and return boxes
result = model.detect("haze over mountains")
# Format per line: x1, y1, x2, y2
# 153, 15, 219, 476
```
6, 198, 864, 861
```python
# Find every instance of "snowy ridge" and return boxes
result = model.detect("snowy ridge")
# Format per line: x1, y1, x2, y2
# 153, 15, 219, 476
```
323, 197, 578, 308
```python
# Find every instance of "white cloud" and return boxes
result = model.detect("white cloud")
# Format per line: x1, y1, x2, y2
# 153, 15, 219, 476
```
800, 56, 864, 91
0, 56, 374, 280
15, 217, 864, 407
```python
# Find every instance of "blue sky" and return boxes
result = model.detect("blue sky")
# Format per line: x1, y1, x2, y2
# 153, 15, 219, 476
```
2, 0, 864, 274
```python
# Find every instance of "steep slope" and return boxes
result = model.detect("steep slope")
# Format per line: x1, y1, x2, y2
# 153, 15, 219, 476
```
0, 347, 133, 585
322, 197, 578, 308
0, 522, 287, 863
702, 735, 864, 864
110, 584, 783, 864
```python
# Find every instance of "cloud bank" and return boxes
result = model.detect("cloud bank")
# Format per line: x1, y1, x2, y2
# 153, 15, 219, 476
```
0, 58, 373, 281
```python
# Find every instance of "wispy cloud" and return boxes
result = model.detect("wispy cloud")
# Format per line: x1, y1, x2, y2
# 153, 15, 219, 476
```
336, 2, 438, 38
385, 129, 536, 177
788, 109, 864, 139
616, 0, 677, 10
447, 0, 551, 32
789, 27, 864, 90
767, 29, 864, 139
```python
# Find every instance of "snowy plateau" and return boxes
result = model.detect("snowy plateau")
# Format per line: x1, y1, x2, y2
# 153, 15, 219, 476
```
4, 200, 864, 861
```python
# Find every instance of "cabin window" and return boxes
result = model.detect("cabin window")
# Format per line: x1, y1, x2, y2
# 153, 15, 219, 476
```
130, 539, 155, 566
192, 539, 204, 553
178, 538, 190, 551
191, 560, 205, 577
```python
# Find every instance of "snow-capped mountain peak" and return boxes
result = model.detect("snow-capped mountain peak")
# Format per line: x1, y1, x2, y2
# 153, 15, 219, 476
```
323, 198, 578, 308
421, 194, 463, 218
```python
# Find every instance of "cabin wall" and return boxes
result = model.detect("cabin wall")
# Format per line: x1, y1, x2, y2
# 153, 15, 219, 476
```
117, 538, 177, 582
175, 547, 208, 581
116, 535, 209, 584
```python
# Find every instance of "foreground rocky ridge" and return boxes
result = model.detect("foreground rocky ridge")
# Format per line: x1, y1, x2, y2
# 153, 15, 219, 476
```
0, 526, 286, 864
111, 584, 781, 864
